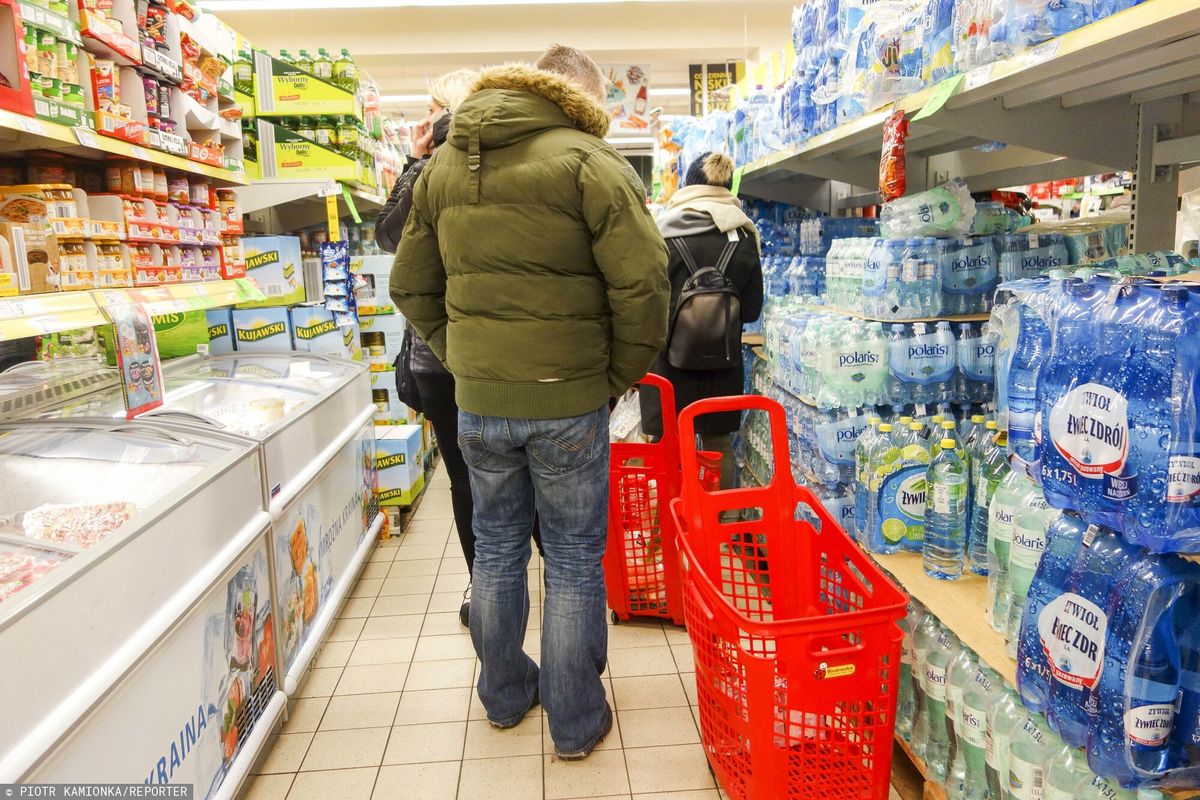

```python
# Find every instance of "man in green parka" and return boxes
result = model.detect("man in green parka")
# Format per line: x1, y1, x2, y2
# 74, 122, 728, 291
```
390, 45, 669, 760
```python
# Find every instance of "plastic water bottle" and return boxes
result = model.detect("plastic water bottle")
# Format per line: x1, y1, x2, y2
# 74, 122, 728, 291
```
1045, 529, 1139, 747
921, 238, 944, 317
1006, 712, 1052, 800
1043, 741, 1094, 800
897, 601, 922, 741
989, 469, 1028, 631
889, 324, 912, 406
986, 688, 1024, 800
925, 439, 969, 580
880, 422, 932, 554
969, 425, 1008, 576
862, 238, 889, 317
855, 416, 882, 542
961, 666, 1002, 800
924, 626, 959, 781
1006, 487, 1060, 658
912, 612, 941, 760
1008, 281, 1054, 479
947, 643, 979, 792
1174, 591, 1200, 768
1073, 774, 1137, 800
1015, 514, 1090, 714
940, 419, 967, 460
865, 423, 903, 554
908, 322, 957, 404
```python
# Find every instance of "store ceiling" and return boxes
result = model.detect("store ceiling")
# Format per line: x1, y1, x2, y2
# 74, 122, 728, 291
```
204, 0, 795, 123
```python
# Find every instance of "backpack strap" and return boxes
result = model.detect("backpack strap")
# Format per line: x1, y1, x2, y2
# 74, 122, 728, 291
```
670, 230, 740, 276
671, 238, 702, 275
713, 230, 740, 276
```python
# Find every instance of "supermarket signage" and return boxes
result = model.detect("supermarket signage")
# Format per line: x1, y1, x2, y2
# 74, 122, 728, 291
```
689, 63, 743, 115
101, 301, 165, 418
601, 64, 651, 132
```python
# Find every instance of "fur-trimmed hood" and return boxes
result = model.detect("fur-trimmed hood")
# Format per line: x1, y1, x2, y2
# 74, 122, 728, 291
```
447, 64, 610, 154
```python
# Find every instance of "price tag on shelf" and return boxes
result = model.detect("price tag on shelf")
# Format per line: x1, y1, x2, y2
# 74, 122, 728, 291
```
74, 127, 99, 148
912, 75, 965, 122
129, 145, 151, 162
341, 185, 362, 225
964, 65, 993, 92
28, 315, 61, 334
1026, 40, 1062, 66
730, 167, 745, 197
327, 194, 341, 240
18, 117, 46, 135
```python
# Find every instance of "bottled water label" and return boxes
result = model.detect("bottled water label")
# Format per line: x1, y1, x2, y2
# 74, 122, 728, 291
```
816, 415, 867, 466
948, 686, 965, 733
1047, 383, 1134, 500
879, 466, 927, 545
926, 663, 949, 701
933, 479, 966, 516
908, 331, 956, 384
1007, 755, 1044, 800
959, 335, 997, 384
962, 705, 987, 748
942, 238, 998, 296
1010, 524, 1047, 572
1124, 703, 1175, 747
1166, 455, 1200, 503
1037, 593, 1107, 689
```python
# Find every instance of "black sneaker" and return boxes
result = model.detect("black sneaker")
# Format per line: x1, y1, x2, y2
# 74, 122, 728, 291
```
459, 581, 471, 628
554, 705, 614, 761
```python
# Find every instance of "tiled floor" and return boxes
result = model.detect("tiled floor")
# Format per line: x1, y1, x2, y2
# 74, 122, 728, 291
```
243, 467, 727, 800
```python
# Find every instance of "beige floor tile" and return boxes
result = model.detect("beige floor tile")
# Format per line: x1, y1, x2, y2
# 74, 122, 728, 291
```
522, 628, 542, 655
286, 767, 377, 800
360, 561, 392, 580
242, 773, 293, 800
256, 732, 312, 774
434, 572, 472, 594
401, 517, 454, 536
300, 727, 389, 771
624, 745, 716, 794
395, 544, 447, 561
386, 558, 442, 578
348, 637, 418, 667
618, 707, 700, 748
382, 721, 467, 765
377, 534, 402, 548
314, 641, 354, 669
544, 749, 631, 799
428, 591, 468, 613
611, 675, 689, 710
350, 578, 384, 599
541, 713, 622, 753
680, 671, 698, 705
438, 558, 471, 575
371, 593, 429, 616
399, 531, 448, 547
336, 663, 410, 695
379, 574, 438, 596
421, 611, 468, 637
338, 597, 376, 619
367, 547, 396, 564
663, 626, 691, 645
633, 792, 721, 800
282, 697, 328, 734
404, 658, 477, 690
320, 692, 402, 730
457, 754, 542, 800
326, 616, 366, 642
606, 646, 679, 678
394, 687, 473, 725
296, 667, 342, 698
373, 762, 460, 800
607, 622, 669, 649
463, 717, 542, 759
468, 691, 489, 721
360, 614, 424, 640
414, 633, 478, 662
416, 504, 456, 522
670, 645, 695, 672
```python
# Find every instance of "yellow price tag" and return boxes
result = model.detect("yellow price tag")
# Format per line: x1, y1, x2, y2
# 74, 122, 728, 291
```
327, 194, 341, 241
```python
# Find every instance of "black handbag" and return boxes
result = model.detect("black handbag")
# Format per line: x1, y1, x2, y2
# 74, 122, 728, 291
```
394, 323, 425, 414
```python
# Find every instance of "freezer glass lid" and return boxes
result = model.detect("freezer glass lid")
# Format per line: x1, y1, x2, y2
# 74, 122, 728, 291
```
32, 377, 318, 438
167, 353, 359, 393
0, 424, 232, 603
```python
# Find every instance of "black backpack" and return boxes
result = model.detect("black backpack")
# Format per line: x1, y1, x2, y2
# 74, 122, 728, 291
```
666, 232, 742, 371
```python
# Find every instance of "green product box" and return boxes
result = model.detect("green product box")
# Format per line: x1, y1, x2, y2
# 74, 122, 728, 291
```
98, 310, 211, 365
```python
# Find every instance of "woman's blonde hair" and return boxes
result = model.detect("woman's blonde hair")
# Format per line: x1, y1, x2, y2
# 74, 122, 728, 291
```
429, 69, 479, 113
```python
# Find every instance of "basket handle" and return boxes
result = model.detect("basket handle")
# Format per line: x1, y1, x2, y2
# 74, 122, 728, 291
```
635, 372, 679, 456
677, 394, 792, 490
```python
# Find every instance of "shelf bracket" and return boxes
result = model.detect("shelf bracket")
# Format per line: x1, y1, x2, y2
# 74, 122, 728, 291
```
1131, 97, 1186, 252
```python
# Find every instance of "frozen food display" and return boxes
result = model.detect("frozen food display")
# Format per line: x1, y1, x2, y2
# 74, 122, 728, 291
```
22, 502, 137, 547
0, 542, 68, 604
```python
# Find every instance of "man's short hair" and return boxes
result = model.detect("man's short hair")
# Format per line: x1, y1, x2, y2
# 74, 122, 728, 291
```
535, 44, 606, 103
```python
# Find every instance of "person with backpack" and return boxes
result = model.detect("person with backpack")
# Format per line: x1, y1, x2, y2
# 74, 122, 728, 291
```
641, 151, 764, 492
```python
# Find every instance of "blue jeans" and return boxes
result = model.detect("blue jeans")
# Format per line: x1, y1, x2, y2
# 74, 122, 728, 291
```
457, 406, 611, 752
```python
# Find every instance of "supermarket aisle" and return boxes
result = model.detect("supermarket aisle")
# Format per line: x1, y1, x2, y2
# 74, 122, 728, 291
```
242, 466, 726, 800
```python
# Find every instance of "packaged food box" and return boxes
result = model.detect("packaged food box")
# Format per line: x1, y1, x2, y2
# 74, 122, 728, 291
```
231, 307, 293, 352
206, 308, 234, 354
237, 236, 305, 308
370, 371, 415, 426
375, 424, 424, 506
99, 310, 224, 364
289, 304, 361, 360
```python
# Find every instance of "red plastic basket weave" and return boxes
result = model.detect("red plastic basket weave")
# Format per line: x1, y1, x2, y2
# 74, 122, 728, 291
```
670, 395, 908, 800
604, 373, 686, 626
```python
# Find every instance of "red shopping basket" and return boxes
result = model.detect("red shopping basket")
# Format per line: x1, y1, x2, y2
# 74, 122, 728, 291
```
670, 395, 908, 800
604, 373, 686, 626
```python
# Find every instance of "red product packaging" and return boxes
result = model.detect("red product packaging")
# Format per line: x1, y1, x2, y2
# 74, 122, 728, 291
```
879, 109, 908, 202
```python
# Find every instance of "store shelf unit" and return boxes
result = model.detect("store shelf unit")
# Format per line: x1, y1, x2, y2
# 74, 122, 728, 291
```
0, 278, 265, 339
0, 108, 248, 186
739, 0, 1200, 251
237, 178, 386, 233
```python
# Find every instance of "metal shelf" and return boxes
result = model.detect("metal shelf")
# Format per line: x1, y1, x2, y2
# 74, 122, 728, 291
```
739, 0, 1200, 252
0, 109, 248, 186
239, 179, 387, 233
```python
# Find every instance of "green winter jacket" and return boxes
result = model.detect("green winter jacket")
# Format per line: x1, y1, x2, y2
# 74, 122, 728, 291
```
389, 65, 670, 420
